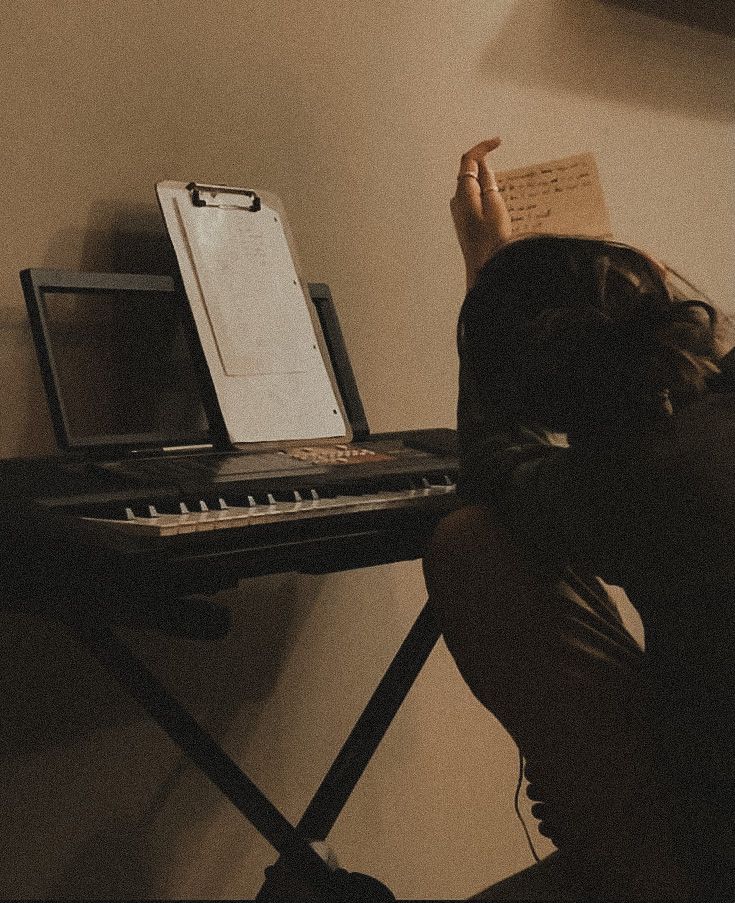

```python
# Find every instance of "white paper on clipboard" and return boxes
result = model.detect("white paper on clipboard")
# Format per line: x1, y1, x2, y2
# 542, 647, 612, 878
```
156, 181, 350, 446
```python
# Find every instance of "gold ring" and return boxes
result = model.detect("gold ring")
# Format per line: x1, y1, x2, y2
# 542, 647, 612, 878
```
457, 172, 481, 182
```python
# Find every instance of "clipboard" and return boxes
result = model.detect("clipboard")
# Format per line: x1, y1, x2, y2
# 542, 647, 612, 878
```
156, 181, 352, 447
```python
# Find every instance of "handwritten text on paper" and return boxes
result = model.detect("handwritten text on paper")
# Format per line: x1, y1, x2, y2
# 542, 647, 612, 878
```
495, 153, 612, 239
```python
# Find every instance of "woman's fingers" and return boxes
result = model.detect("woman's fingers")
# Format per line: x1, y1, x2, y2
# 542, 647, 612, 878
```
454, 172, 483, 217
477, 156, 499, 205
454, 137, 502, 210
450, 138, 510, 289
459, 137, 502, 171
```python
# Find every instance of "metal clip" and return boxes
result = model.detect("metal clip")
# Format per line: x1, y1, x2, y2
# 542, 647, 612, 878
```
186, 182, 261, 211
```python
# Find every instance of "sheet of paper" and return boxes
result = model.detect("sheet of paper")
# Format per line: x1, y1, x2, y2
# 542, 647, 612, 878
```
495, 153, 612, 239
177, 203, 317, 377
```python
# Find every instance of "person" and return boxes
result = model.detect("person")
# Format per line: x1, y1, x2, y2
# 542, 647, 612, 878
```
423, 138, 735, 900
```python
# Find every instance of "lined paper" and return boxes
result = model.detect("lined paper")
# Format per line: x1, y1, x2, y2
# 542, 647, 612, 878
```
495, 153, 612, 239
178, 204, 316, 377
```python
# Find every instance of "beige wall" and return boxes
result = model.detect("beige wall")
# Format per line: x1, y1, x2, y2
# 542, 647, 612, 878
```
0, 1, 733, 898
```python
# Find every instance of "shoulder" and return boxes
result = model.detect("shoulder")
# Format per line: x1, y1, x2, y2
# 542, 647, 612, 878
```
560, 390, 735, 586
616, 391, 735, 592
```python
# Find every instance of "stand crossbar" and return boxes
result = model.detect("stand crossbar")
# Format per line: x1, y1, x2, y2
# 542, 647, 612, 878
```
74, 599, 440, 897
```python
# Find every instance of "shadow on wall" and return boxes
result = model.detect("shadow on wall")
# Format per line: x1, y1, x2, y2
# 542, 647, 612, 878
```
56, 201, 178, 276
1, 572, 324, 898
482, 0, 735, 122
46, 820, 157, 902
0, 571, 321, 758
602, 0, 735, 37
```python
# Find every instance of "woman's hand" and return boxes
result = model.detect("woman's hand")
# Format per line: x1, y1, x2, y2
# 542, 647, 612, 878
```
450, 138, 512, 291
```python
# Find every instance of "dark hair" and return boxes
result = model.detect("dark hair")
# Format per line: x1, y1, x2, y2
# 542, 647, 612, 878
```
459, 235, 730, 439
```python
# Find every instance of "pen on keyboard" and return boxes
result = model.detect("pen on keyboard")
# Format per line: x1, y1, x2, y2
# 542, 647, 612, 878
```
127, 443, 215, 456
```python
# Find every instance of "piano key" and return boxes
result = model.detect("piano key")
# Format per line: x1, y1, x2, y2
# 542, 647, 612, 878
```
154, 498, 236, 531
80, 484, 457, 537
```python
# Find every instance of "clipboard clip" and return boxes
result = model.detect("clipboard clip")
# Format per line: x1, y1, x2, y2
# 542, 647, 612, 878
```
186, 182, 261, 212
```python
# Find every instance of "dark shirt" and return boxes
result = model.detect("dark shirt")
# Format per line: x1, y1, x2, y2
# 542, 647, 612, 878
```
457, 297, 735, 893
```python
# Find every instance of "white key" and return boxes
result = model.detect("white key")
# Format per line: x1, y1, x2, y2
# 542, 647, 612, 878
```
81, 484, 457, 536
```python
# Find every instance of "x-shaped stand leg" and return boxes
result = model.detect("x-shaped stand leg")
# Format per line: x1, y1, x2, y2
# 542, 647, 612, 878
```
75, 598, 440, 898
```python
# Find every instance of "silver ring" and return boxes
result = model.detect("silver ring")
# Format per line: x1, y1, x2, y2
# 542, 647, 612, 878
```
457, 172, 481, 183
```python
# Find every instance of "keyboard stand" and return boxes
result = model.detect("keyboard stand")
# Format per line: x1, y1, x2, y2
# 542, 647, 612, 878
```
74, 597, 441, 898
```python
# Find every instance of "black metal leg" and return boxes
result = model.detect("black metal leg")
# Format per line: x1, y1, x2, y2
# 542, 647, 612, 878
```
256, 598, 440, 898
296, 597, 439, 839
74, 598, 440, 900
74, 622, 332, 887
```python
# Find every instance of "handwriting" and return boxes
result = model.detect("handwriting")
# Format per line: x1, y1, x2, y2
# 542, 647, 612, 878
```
495, 153, 612, 238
